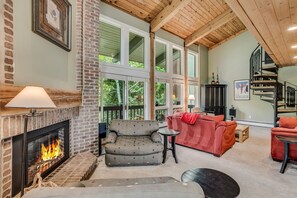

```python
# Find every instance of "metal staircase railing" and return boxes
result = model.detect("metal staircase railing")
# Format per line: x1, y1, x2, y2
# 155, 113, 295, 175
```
249, 45, 297, 126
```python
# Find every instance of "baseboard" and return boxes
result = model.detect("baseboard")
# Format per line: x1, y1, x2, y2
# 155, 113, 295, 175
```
233, 120, 274, 128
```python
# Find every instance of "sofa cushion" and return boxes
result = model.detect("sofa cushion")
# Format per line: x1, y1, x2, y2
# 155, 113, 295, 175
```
110, 120, 159, 136
279, 117, 297, 129
151, 132, 162, 143
105, 136, 163, 155
200, 114, 224, 123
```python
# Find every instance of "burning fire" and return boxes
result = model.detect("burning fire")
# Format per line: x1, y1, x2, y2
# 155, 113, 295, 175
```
41, 139, 62, 161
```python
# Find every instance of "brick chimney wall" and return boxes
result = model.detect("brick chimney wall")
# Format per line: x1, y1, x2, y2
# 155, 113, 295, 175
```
0, 0, 100, 197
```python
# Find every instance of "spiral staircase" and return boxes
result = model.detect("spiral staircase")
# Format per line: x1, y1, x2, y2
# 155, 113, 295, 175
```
250, 45, 297, 126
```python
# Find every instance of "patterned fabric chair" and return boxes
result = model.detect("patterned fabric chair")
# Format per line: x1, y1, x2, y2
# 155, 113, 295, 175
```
105, 120, 163, 166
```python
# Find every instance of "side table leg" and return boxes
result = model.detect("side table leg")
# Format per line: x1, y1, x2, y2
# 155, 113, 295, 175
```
162, 135, 168, 163
172, 136, 178, 163
280, 142, 289, 174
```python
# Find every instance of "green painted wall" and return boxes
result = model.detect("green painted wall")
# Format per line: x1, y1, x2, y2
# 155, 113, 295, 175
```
209, 31, 274, 124
14, 0, 77, 90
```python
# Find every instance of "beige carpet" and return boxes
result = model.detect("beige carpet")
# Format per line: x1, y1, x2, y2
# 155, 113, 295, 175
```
91, 126, 297, 198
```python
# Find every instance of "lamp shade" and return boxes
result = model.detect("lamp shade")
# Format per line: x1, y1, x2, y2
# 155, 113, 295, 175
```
188, 94, 195, 100
5, 86, 56, 109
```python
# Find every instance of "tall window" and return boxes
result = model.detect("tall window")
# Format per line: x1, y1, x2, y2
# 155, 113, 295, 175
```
155, 82, 167, 121
172, 84, 182, 106
129, 32, 145, 68
188, 85, 198, 106
99, 21, 121, 64
188, 53, 197, 78
173, 48, 181, 75
155, 42, 167, 72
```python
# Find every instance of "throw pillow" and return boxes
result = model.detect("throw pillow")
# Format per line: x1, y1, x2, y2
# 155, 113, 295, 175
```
279, 117, 297, 129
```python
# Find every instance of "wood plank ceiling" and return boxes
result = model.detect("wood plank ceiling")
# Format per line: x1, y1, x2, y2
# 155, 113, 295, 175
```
225, 0, 297, 67
102, 0, 246, 49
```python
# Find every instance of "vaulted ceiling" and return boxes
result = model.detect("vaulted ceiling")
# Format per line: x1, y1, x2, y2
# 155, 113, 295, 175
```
102, 0, 297, 67
102, 0, 246, 49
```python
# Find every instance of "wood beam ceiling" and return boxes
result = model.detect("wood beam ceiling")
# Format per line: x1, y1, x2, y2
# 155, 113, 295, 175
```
150, 0, 192, 33
225, 0, 282, 66
185, 8, 236, 47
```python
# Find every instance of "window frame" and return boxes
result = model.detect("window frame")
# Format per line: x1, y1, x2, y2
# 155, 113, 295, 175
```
187, 50, 199, 80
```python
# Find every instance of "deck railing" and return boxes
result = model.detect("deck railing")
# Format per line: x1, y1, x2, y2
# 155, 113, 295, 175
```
99, 105, 144, 124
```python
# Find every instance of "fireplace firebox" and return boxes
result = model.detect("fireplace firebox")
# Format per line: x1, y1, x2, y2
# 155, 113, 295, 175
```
12, 120, 69, 196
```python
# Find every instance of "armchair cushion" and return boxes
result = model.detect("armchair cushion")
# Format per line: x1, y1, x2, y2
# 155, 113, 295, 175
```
151, 132, 162, 143
105, 132, 117, 143
279, 117, 297, 129
110, 120, 159, 136
105, 136, 163, 155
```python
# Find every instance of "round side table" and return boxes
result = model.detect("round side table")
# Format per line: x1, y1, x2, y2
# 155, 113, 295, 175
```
159, 128, 180, 163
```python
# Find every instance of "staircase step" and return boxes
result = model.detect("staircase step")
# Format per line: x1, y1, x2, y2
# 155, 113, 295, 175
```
253, 74, 278, 78
277, 108, 297, 113
251, 80, 277, 85
254, 91, 274, 96
262, 65, 277, 72
251, 86, 275, 90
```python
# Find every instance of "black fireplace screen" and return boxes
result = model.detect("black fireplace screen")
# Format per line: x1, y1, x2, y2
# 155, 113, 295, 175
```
27, 127, 65, 184
12, 120, 69, 197
26, 121, 69, 185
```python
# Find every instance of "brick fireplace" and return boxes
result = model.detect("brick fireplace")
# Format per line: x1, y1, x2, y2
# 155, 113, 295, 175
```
0, 0, 100, 197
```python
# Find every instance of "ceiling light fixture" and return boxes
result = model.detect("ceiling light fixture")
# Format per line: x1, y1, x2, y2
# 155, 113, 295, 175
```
291, 45, 297, 49
288, 26, 297, 31
294, 56, 297, 59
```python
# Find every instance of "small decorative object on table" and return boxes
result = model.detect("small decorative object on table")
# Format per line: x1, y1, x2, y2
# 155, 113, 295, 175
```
235, 125, 249, 143
215, 74, 219, 84
211, 72, 215, 84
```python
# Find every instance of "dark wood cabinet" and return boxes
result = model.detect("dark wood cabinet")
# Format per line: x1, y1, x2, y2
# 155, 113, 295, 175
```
204, 84, 227, 118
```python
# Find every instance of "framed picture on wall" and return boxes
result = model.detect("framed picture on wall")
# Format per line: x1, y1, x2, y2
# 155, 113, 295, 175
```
234, 79, 250, 100
33, 0, 72, 51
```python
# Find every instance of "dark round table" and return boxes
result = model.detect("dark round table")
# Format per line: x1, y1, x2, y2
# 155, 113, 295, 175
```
276, 135, 297, 173
181, 168, 240, 198
159, 128, 180, 163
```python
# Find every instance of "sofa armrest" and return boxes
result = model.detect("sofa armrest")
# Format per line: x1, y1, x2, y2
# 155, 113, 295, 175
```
213, 121, 237, 156
151, 132, 162, 143
271, 127, 297, 134
105, 132, 117, 144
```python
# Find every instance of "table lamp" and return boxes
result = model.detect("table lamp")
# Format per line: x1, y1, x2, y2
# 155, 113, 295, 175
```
188, 95, 195, 112
5, 86, 56, 196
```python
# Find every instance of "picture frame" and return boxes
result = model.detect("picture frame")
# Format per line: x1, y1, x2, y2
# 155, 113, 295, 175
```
234, 79, 250, 100
33, 0, 72, 51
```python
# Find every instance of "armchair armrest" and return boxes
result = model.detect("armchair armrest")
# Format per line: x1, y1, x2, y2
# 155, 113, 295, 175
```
151, 132, 162, 143
105, 132, 117, 144
271, 127, 297, 134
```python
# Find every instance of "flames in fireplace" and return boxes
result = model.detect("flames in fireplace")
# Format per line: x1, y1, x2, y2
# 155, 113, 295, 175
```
41, 139, 62, 161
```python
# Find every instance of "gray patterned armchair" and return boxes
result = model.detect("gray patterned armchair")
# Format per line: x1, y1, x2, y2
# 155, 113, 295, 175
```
105, 120, 163, 166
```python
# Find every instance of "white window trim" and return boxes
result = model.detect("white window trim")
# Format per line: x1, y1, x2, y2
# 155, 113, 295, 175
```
171, 45, 184, 79
188, 50, 199, 81
99, 15, 150, 74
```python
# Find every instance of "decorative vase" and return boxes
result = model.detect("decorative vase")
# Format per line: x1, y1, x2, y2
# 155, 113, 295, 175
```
211, 72, 215, 84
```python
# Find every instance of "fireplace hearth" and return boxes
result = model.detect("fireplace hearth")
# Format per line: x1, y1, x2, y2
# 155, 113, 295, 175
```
12, 120, 69, 196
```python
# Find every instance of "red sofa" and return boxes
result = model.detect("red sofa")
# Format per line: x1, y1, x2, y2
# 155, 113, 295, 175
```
271, 117, 297, 161
166, 113, 237, 156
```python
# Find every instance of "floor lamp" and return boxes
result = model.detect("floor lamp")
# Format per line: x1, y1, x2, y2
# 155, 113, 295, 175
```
5, 86, 56, 196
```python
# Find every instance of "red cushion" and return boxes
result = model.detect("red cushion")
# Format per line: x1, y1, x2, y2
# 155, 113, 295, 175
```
202, 115, 224, 122
181, 113, 200, 124
279, 117, 297, 129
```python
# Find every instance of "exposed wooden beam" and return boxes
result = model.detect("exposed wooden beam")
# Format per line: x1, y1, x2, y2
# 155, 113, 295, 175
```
150, 0, 192, 33
209, 28, 247, 50
185, 9, 236, 47
150, 32, 155, 120
224, 0, 280, 66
